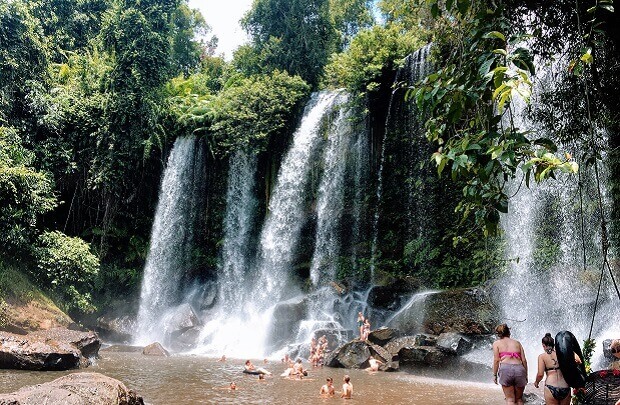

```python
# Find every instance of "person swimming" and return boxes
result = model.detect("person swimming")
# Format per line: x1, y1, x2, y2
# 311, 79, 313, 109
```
320, 377, 335, 396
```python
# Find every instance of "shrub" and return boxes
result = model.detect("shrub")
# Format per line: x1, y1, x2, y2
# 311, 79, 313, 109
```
33, 230, 99, 313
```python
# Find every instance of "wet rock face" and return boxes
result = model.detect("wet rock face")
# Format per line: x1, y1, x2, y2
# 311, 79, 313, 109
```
436, 332, 473, 355
422, 288, 498, 335
398, 346, 449, 367
0, 372, 144, 405
96, 315, 137, 343
266, 296, 308, 352
324, 340, 371, 368
367, 327, 400, 347
0, 329, 100, 371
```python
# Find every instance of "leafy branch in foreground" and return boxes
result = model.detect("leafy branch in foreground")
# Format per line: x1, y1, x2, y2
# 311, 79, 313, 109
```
412, 1, 577, 237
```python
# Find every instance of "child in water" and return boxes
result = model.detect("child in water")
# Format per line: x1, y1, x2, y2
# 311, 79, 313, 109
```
341, 375, 352, 399
320, 377, 335, 396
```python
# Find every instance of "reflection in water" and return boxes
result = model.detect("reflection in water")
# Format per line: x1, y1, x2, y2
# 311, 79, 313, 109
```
0, 352, 508, 404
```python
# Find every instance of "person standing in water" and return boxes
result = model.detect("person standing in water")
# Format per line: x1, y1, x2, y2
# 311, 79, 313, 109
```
493, 324, 528, 405
341, 375, 352, 399
534, 333, 571, 405
320, 377, 335, 396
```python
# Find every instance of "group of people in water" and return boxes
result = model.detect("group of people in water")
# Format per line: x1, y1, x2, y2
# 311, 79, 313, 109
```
493, 323, 620, 405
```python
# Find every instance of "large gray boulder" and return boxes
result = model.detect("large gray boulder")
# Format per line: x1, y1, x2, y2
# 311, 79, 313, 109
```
265, 296, 308, 352
28, 328, 100, 358
96, 315, 136, 343
324, 340, 370, 369
0, 329, 101, 371
436, 332, 473, 355
399, 345, 449, 367
164, 303, 200, 339
367, 327, 400, 347
383, 335, 422, 358
0, 372, 144, 404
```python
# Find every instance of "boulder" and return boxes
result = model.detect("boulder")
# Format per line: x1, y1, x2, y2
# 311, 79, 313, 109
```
383, 336, 420, 358
265, 296, 308, 352
95, 315, 137, 343
0, 372, 144, 404
399, 346, 449, 367
422, 288, 498, 335
367, 284, 410, 311
142, 342, 169, 356
436, 332, 473, 355
414, 333, 437, 347
164, 303, 200, 339
0, 331, 85, 371
367, 343, 398, 371
170, 327, 201, 351
28, 328, 100, 358
367, 327, 400, 347
324, 340, 370, 369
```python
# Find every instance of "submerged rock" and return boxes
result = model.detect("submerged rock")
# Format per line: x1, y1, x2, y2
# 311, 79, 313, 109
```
0, 372, 144, 404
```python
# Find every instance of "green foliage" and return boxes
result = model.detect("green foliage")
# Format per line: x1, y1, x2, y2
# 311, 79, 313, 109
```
0, 0, 49, 127
170, 3, 217, 76
323, 24, 422, 94
413, 1, 577, 236
329, 0, 375, 47
210, 71, 311, 154
242, 0, 338, 87
0, 128, 56, 250
33, 231, 99, 313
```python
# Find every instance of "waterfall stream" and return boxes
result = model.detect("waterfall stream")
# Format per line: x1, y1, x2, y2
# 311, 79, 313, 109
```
136, 136, 206, 344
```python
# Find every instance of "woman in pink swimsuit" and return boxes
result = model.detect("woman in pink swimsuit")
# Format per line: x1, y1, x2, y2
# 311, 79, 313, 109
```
492, 324, 528, 405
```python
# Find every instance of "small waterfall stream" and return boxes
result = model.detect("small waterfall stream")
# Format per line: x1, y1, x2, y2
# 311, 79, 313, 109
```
136, 136, 206, 344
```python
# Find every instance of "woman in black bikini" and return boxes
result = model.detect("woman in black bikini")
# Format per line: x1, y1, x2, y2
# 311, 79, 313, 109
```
534, 333, 571, 405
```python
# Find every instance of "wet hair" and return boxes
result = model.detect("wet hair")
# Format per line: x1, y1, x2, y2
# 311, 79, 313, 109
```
611, 339, 620, 351
344, 375, 350, 383
542, 333, 554, 347
245, 360, 251, 365
495, 324, 511, 338
326, 377, 333, 382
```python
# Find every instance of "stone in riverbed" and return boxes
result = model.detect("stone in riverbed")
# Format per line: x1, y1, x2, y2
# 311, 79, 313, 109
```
436, 332, 473, 355
28, 328, 100, 358
398, 345, 449, 367
142, 342, 169, 356
324, 340, 370, 368
0, 372, 144, 404
367, 327, 400, 346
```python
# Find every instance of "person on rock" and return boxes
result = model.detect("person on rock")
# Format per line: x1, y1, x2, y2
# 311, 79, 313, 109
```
534, 333, 571, 405
362, 318, 371, 341
357, 312, 365, 340
365, 356, 383, 372
493, 324, 528, 405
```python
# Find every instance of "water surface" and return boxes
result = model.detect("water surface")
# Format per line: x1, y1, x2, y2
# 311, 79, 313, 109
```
0, 352, 509, 404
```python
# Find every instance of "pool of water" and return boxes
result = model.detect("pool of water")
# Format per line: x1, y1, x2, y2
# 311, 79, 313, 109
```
0, 352, 510, 404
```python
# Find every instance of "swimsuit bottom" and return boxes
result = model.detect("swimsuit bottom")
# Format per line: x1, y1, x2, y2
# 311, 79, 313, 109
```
546, 384, 570, 401
498, 363, 527, 387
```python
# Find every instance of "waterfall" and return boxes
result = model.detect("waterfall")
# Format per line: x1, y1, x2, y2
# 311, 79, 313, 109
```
254, 91, 344, 302
191, 90, 347, 357
499, 61, 620, 371
310, 92, 352, 285
350, 128, 370, 273
136, 136, 206, 344
219, 150, 258, 309
371, 44, 432, 279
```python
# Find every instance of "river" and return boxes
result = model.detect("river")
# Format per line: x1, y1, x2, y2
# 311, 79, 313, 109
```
0, 351, 520, 404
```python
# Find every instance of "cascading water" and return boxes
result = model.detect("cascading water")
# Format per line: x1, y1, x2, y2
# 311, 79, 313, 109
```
499, 62, 620, 372
136, 136, 206, 344
310, 92, 352, 285
219, 150, 258, 309
191, 91, 348, 357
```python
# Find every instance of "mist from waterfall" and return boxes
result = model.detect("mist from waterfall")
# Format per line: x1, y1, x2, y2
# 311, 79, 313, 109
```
136, 136, 206, 344
499, 62, 620, 372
